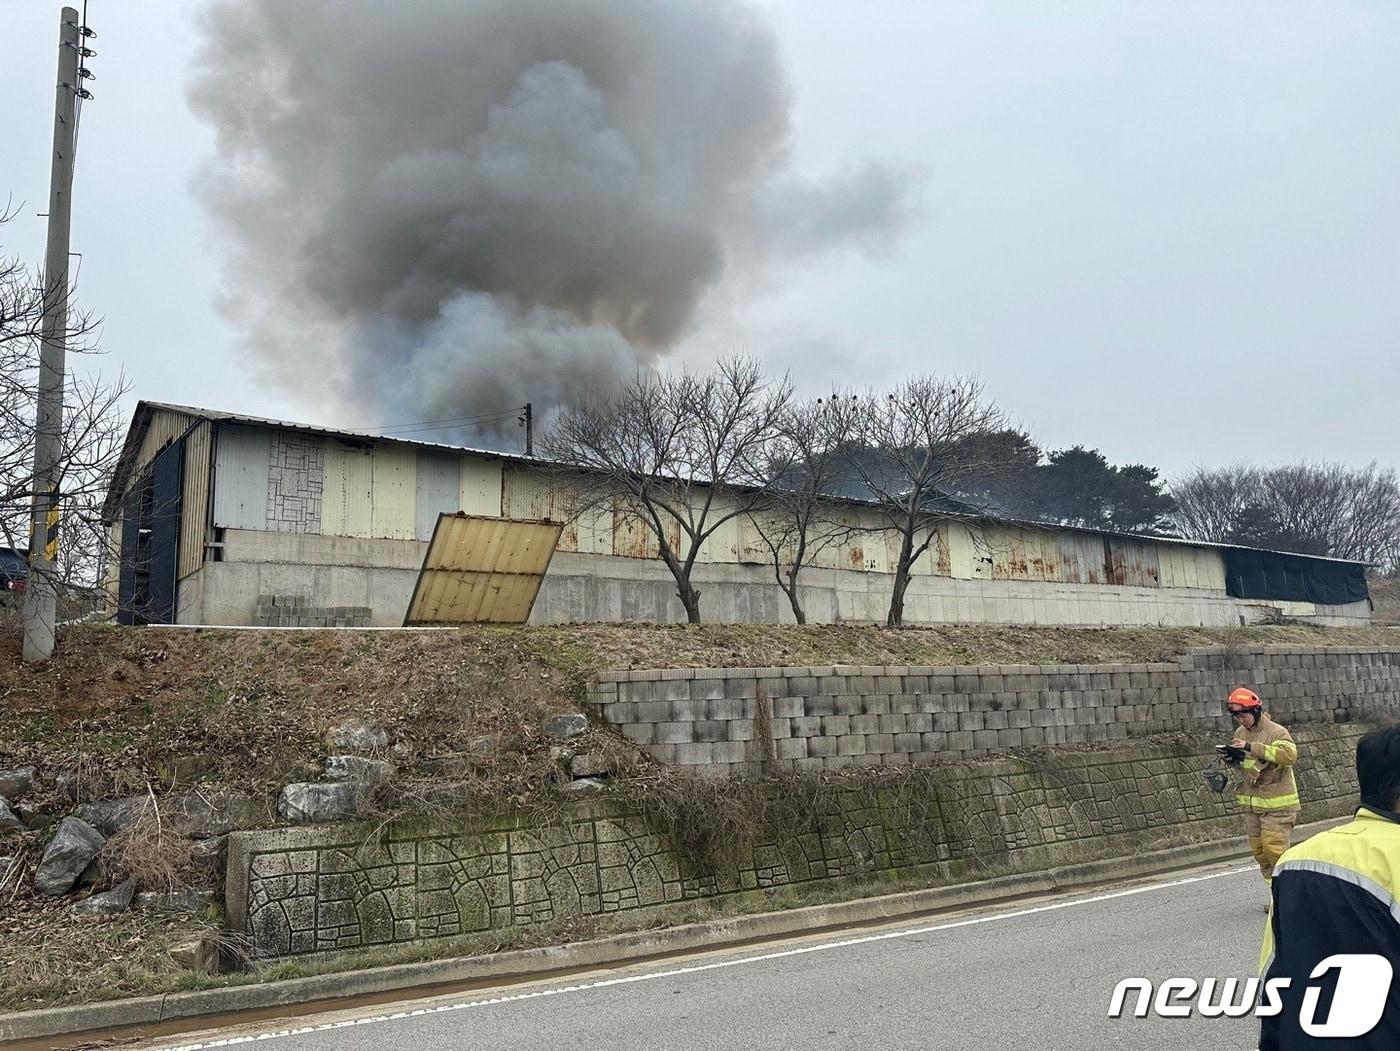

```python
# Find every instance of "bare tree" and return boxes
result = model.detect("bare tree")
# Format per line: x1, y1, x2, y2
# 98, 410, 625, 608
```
750, 394, 862, 624
1169, 463, 1262, 544
542, 356, 792, 623
839, 376, 1006, 627
1, 204, 125, 610
1170, 461, 1400, 572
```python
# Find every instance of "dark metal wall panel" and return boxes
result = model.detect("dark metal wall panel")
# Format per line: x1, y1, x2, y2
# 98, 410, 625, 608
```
145, 441, 185, 624
117, 487, 142, 626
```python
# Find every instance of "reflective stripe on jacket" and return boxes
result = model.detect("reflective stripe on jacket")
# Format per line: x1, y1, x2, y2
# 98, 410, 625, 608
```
1234, 713, 1299, 810
1259, 807, 1400, 1050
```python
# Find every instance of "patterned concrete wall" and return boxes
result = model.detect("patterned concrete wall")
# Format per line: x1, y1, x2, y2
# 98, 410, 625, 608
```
226, 725, 1369, 959
266, 434, 324, 534
589, 646, 1400, 777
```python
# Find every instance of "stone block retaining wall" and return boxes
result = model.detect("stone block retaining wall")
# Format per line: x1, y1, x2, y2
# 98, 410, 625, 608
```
587, 646, 1400, 777
227, 724, 1370, 960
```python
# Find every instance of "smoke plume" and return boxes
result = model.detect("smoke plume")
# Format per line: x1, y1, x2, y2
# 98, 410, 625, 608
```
189, 0, 915, 443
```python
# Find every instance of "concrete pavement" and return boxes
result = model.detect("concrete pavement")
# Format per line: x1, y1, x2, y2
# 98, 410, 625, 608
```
142, 861, 1272, 1051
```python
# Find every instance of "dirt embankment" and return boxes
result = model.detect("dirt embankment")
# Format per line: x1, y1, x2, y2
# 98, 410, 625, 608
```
1, 619, 1396, 1011
3, 620, 1397, 807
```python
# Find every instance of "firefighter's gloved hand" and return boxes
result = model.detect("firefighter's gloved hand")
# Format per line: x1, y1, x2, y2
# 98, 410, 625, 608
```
1219, 744, 1248, 764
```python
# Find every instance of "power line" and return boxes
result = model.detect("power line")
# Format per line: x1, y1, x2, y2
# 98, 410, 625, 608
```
352, 405, 526, 436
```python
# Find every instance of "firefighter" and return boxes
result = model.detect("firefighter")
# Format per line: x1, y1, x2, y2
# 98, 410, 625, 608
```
1222, 686, 1299, 889
1259, 724, 1400, 1050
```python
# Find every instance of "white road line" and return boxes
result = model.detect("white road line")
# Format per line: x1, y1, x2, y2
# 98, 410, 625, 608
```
153, 864, 1254, 1050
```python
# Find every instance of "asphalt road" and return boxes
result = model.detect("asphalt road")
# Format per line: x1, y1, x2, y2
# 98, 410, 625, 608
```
146, 862, 1272, 1051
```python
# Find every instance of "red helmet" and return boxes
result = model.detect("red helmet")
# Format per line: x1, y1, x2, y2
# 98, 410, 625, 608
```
1227, 687, 1262, 712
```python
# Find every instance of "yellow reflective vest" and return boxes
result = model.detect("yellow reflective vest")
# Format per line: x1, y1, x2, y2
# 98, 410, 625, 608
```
1233, 713, 1299, 811
1259, 807, 1400, 1049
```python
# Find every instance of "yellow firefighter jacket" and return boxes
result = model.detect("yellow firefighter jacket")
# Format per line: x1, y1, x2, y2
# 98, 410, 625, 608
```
1233, 712, 1299, 811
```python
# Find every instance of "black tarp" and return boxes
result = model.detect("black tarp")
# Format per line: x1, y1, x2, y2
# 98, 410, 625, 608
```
1224, 548, 1369, 607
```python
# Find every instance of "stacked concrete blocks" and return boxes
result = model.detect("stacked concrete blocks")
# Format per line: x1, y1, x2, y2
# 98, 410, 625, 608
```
590, 646, 1400, 777
253, 594, 371, 628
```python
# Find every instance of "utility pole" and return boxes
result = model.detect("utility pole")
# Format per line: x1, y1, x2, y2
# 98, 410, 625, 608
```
522, 402, 533, 456
22, 8, 84, 663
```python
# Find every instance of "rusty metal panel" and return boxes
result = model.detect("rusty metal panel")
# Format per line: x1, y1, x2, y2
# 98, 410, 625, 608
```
1055, 532, 1083, 583
211, 424, 270, 530
371, 443, 417, 540
322, 442, 374, 537
405, 513, 563, 625
460, 457, 502, 517
612, 503, 682, 560
1025, 528, 1061, 582
178, 420, 213, 580
502, 468, 588, 552
415, 451, 461, 541
987, 523, 1031, 580
1105, 536, 1160, 588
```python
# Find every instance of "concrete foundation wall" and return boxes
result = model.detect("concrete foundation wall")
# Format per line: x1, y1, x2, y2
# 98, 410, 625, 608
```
588, 646, 1400, 777
174, 529, 1370, 628
225, 723, 1369, 959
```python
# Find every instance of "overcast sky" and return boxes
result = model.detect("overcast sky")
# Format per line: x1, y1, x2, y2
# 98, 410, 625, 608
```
4, 1, 1397, 476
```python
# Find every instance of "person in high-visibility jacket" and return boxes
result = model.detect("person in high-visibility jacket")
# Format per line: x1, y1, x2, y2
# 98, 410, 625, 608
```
1258, 724, 1400, 1050
1223, 687, 1299, 887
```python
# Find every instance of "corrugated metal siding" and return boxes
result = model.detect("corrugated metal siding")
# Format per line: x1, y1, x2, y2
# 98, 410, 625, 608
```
1159, 543, 1226, 590
370, 444, 417, 540
211, 424, 270, 530
405, 513, 563, 624
415, 452, 461, 541
178, 421, 213, 579
136, 409, 195, 477
322, 442, 373, 538
573, 497, 613, 555
738, 511, 787, 566
697, 497, 741, 563
502, 468, 584, 551
612, 505, 683, 559
460, 458, 503, 517
1103, 536, 1160, 587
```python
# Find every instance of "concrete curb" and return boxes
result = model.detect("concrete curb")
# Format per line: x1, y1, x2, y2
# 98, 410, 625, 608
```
0, 817, 1348, 1044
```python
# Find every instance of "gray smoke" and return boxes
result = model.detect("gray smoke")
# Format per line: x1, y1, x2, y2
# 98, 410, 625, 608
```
189, 0, 915, 443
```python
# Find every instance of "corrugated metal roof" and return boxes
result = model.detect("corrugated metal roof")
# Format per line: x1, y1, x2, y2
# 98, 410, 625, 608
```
106, 400, 1372, 568
404, 513, 563, 625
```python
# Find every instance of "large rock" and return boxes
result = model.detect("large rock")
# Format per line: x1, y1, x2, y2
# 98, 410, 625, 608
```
177, 790, 265, 837
0, 766, 36, 800
34, 817, 106, 896
75, 794, 150, 836
71, 878, 136, 916
547, 714, 588, 739
190, 835, 228, 865
16, 801, 57, 832
568, 753, 615, 779
76, 790, 263, 838
0, 796, 24, 833
277, 782, 363, 823
325, 720, 389, 754
0, 855, 14, 884
170, 936, 220, 975
323, 755, 394, 784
